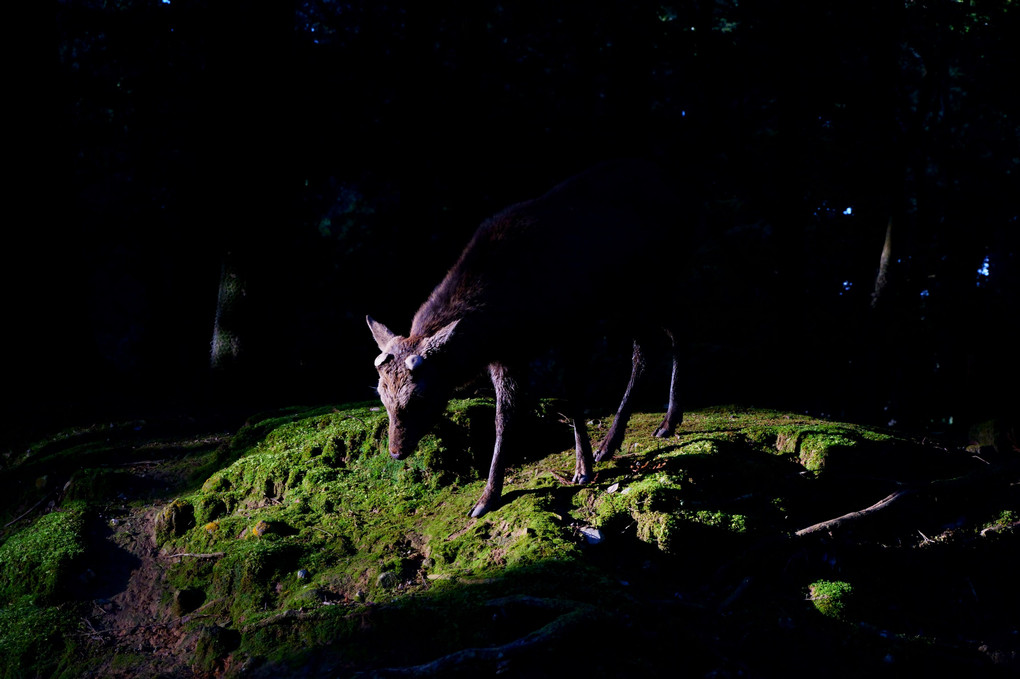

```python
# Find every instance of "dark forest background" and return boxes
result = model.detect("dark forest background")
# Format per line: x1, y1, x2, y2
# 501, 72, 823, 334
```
9, 0, 1018, 442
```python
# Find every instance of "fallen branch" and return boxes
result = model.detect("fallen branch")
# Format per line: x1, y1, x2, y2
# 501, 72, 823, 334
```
73, 614, 218, 638
795, 489, 915, 537
3, 492, 53, 528
165, 551, 225, 559
794, 453, 1020, 539
980, 520, 1020, 537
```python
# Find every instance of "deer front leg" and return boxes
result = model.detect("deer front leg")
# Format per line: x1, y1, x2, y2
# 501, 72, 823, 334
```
596, 339, 647, 461
470, 363, 518, 518
653, 329, 684, 438
571, 414, 594, 484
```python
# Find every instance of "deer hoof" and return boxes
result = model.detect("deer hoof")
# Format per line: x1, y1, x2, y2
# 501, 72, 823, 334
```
469, 493, 500, 518
653, 418, 679, 438
571, 470, 592, 485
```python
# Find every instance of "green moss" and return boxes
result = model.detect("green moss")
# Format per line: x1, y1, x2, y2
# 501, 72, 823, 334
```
808, 580, 855, 620
798, 433, 857, 471
210, 539, 304, 621
0, 598, 80, 679
154, 498, 195, 546
193, 624, 242, 673
0, 505, 87, 603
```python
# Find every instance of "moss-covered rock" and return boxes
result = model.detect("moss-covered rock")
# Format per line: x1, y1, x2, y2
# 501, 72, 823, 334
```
2, 400, 1014, 678
0, 504, 88, 603
808, 580, 856, 620
154, 497, 195, 545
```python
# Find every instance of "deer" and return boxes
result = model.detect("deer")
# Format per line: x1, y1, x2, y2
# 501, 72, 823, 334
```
368, 159, 686, 518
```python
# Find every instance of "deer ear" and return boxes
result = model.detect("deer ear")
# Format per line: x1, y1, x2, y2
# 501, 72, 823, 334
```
367, 316, 397, 351
421, 319, 459, 356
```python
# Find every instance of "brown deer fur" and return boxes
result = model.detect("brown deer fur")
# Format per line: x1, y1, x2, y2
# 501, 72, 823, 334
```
368, 159, 685, 517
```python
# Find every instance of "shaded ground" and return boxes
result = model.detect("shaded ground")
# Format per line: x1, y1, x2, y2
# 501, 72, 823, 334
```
1, 402, 1017, 678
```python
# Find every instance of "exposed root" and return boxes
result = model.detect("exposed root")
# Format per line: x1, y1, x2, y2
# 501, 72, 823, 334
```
359, 596, 598, 677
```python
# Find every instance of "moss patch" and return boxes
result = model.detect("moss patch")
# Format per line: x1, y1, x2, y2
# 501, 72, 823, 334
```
0, 504, 88, 603
808, 580, 856, 620
1, 401, 1015, 678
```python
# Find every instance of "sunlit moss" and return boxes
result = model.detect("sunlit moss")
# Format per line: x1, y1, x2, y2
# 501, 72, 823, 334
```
0, 504, 88, 603
808, 580, 855, 620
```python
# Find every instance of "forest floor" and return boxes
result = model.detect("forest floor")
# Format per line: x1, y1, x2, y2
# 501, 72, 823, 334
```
1, 401, 1018, 678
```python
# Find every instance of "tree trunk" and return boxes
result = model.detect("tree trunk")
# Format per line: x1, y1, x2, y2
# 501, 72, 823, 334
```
210, 252, 245, 373
870, 218, 893, 309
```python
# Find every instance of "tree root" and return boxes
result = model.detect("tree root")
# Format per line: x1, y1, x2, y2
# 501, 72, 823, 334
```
359, 596, 598, 677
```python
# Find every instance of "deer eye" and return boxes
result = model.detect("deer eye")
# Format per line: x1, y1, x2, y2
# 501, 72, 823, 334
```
374, 352, 393, 367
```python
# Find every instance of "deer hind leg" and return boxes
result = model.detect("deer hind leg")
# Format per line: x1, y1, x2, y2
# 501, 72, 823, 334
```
563, 358, 595, 484
653, 328, 683, 438
571, 412, 595, 484
469, 363, 518, 518
595, 339, 647, 462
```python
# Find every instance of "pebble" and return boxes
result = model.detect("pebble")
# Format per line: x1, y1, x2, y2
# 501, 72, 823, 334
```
579, 526, 603, 544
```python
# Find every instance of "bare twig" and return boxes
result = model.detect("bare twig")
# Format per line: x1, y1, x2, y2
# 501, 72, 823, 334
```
73, 614, 218, 638
3, 492, 53, 528
165, 552, 226, 559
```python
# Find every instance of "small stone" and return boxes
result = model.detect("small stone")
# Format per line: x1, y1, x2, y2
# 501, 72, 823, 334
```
579, 526, 603, 544
376, 571, 399, 589
296, 569, 310, 580
606, 483, 620, 493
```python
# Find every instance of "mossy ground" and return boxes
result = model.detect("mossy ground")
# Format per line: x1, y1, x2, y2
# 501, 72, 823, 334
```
1, 401, 1018, 677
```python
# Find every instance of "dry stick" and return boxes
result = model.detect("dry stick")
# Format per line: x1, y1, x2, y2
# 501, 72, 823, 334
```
794, 489, 915, 538
794, 456, 1019, 539
165, 551, 226, 559
3, 492, 53, 528
74, 614, 218, 638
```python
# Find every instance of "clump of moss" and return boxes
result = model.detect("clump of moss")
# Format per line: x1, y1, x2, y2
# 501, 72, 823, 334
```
0, 505, 89, 678
0, 504, 88, 603
154, 498, 195, 545
193, 624, 242, 674
808, 580, 855, 620
0, 597, 80, 678
798, 433, 857, 472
